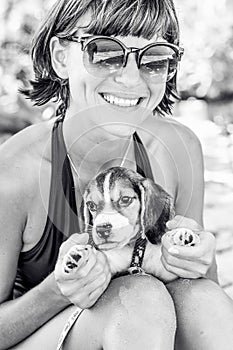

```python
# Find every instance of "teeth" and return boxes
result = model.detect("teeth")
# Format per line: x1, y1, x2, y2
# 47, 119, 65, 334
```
102, 94, 140, 107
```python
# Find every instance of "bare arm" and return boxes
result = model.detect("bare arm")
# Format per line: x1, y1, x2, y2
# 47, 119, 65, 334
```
0, 175, 70, 349
0, 178, 111, 349
0, 274, 69, 350
174, 124, 205, 225
0, 125, 112, 349
165, 124, 218, 283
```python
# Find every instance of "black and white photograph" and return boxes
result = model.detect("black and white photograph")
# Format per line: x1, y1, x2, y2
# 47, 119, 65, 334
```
0, 0, 233, 349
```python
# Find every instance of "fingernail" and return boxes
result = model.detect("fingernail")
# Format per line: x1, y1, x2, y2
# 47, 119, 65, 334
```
168, 247, 179, 255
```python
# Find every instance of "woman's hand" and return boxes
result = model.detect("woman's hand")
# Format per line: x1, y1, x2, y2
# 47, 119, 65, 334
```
54, 233, 111, 309
161, 215, 216, 279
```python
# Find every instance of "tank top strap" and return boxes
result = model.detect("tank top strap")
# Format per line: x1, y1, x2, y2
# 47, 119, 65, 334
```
133, 132, 154, 181
48, 115, 80, 237
48, 121, 153, 235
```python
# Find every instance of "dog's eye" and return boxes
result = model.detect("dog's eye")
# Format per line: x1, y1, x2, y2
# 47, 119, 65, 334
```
118, 196, 134, 207
86, 201, 97, 212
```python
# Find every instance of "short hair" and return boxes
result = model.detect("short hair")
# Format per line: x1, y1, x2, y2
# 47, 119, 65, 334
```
21, 0, 180, 116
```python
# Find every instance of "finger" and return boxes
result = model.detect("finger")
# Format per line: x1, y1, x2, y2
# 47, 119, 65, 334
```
69, 250, 111, 284
67, 233, 90, 245
74, 285, 107, 308
166, 215, 202, 230
65, 266, 111, 300
172, 238, 214, 261
56, 266, 108, 298
160, 256, 203, 279
161, 244, 215, 278
80, 262, 110, 286
84, 270, 111, 293
89, 281, 110, 304
74, 271, 111, 307
61, 248, 111, 284
163, 241, 200, 261
161, 247, 206, 272
162, 232, 213, 261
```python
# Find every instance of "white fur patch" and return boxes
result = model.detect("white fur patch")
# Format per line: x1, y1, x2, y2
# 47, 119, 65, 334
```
93, 212, 129, 229
103, 172, 112, 203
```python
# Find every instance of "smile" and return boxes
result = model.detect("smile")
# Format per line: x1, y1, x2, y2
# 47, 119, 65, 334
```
101, 93, 141, 107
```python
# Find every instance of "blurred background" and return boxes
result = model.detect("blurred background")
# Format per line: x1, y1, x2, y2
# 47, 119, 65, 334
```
0, 0, 233, 297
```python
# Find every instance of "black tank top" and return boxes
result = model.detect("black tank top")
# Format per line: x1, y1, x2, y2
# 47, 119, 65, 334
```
13, 116, 154, 298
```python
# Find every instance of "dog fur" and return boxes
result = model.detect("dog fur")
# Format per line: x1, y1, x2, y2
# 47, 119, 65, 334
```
79, 166, 175, 275
63, 167, 200, 279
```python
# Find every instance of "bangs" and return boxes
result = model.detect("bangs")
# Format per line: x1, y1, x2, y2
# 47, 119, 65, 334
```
86, 0, 179, 43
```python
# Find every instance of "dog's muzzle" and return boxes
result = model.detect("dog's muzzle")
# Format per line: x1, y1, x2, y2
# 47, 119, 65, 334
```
95, 223, 112, 239
93, 212, 131, 244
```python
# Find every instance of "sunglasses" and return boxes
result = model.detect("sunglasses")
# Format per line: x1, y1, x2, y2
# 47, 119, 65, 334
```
66, 35, 184, 83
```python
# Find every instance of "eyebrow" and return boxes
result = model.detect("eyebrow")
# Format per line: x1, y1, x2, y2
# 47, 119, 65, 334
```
73, 25, 91, 36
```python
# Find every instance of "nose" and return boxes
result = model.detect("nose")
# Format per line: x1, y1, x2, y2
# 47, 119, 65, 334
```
114, 54, 143, 86
96, 223, 112, 239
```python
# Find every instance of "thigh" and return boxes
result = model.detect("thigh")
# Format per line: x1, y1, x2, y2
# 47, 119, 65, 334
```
11, 275, 176, 350
9, 305, 77, 350
167, 278, 233, 350
65, 274, 176, 350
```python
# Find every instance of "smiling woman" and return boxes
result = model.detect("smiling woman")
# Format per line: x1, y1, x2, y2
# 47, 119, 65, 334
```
21, 0, 180, 116
1, 0, 233, 350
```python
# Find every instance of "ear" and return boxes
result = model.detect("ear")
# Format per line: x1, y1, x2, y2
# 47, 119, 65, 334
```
50, 36, 69, 79
139, 178, 175, 244
79, 198, 91, 232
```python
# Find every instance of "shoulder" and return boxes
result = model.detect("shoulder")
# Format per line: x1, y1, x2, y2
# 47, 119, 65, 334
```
141, 115, 204, 223
0, 118, 54, 166
0, 118, 54, 158
0, 119, 54, 210
141, 114, 203, 161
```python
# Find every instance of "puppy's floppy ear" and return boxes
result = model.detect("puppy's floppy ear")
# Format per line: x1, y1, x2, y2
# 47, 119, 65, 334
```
79, 199, 91, 231
79, 190, 93, 232
139, 178, 175, 244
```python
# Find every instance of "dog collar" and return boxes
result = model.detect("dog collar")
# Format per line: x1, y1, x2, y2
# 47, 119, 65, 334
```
128, 236, 148, 275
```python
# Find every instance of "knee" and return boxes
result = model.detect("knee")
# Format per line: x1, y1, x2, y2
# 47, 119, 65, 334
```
167, 278, 226, 309
97, 275, 176, 346
67, 276, 176, 349
99, 274, 175, 317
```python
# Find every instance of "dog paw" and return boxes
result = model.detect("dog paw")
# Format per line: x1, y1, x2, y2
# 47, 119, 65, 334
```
167, 228, 200, 246
62, 245, 92, 273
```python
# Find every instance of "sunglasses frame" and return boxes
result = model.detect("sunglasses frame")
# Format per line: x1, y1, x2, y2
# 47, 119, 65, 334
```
66, 35, 184, 78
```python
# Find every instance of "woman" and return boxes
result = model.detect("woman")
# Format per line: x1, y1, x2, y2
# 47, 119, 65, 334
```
1, 0, 233, 349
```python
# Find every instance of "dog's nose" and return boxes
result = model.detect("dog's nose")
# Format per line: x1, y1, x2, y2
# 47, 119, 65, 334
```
96, 223, 112, 239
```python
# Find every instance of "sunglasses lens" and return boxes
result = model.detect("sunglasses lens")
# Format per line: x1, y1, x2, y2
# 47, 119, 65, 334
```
83, 38, 124, 77
140, 45, 178, 82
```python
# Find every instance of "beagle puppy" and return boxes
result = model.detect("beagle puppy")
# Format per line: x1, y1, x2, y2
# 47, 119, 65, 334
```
63, 167, 200, 277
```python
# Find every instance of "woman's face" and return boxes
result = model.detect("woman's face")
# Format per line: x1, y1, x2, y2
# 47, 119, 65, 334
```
53, 14, 168, 136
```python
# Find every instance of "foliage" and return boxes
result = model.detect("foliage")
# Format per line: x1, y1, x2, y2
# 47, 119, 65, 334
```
0, 0, 233, 138
0, 0, 54, 138
176, 0, 233, 101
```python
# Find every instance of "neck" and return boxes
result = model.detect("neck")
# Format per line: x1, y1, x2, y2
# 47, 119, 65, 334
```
62, 107, 136, 183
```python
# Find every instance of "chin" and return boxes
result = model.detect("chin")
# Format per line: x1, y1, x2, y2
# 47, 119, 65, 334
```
101, 124, 137, 137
